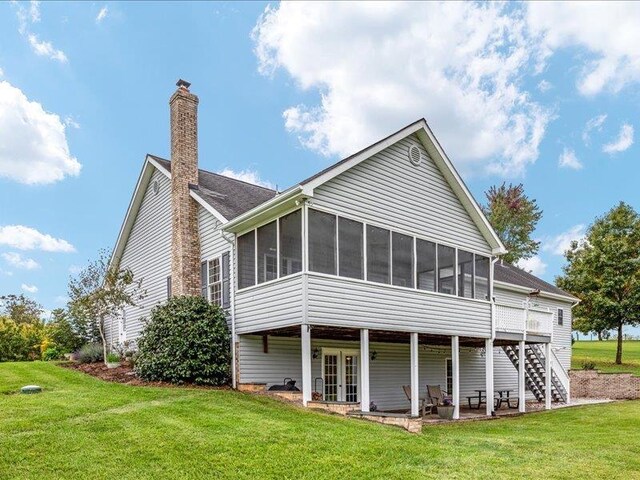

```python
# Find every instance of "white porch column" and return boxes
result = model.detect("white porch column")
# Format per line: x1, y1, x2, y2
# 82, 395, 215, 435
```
410, 332, 419, 417
518, 340, 526, 413
544, 342, 552, 410
485, 338, 494, 416
360, 329, 370, 412
451, 335, 460, 420
301, 325, 312, 406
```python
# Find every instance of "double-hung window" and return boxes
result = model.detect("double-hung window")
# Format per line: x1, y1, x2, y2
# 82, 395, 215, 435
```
201, 253, 230, 308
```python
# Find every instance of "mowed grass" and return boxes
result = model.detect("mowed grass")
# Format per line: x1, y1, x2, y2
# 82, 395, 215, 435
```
1, 363, 640, 479
572, 340, 640, 376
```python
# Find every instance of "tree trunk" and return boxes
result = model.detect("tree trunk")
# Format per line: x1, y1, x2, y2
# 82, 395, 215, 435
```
616, 322, 623, 365
597, 330, 602, 341
98, 316, 108, 365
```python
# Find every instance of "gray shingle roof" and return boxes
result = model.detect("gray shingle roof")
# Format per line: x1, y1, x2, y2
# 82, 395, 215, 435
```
150, 156, 277, 220
494, 261, 576, 300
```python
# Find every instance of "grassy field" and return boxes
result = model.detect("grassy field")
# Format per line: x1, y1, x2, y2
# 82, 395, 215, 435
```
572, 340, 640, 376
1, 363, 640, 479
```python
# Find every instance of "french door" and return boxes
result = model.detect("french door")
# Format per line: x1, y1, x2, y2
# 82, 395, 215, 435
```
322, 349, 359, 402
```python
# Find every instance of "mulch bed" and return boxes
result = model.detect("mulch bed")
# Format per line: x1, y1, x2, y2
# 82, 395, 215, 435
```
60, 362, 230, 390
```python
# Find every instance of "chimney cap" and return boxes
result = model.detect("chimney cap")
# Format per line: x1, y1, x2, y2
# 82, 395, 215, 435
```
176, 79, 191, 90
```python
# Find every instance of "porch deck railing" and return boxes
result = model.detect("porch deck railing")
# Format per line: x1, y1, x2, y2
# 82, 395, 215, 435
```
495, 303, 554, 338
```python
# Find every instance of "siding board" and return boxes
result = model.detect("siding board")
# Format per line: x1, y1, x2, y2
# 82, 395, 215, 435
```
307, 274, 491, 337
312, 134, 491, 254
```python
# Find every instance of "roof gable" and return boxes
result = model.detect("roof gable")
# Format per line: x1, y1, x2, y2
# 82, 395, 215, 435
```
300, 119, 506, 255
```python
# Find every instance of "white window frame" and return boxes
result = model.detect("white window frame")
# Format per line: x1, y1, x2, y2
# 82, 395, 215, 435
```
445, 357, 453, 395
203, 253, 230, 308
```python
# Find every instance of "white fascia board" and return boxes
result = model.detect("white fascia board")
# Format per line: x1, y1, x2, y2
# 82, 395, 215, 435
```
302, 121, 426, 191
494, 280, 579, 304
190, 190, 227, 223
415, 125, 507, 255
222, 185, 307, 233
109, 156, 167, 270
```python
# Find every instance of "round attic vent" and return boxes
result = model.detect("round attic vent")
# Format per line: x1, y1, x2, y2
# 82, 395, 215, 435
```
408, 144, 422, 166
153, 180, 159, 195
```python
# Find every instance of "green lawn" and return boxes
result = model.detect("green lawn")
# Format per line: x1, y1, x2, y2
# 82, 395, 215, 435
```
1, 363, 640, 479
572, 340, 640, 376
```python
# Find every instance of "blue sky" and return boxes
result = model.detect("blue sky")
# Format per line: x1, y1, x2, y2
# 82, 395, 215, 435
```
0, 2, 638, 332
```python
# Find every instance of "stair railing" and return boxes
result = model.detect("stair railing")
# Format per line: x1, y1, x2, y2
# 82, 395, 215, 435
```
550, 349, 570, 404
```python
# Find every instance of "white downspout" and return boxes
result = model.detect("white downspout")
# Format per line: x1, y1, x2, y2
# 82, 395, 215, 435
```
222, 230, 237, 389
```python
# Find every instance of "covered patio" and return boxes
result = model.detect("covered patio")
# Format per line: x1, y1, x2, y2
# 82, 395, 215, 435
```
240, 324, 557, 423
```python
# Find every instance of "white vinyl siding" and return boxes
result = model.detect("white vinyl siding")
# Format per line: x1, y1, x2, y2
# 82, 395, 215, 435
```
307, 274, 491, 337
234, 275, 304, 334
311, 134, 492, 255
107, 169, 172, 345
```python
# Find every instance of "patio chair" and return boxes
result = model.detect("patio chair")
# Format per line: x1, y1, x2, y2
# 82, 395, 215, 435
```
426, 385, 450, 410
402, 385, 432, 417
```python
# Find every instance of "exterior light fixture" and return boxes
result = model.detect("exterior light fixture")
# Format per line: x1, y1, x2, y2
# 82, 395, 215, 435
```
312, 348, 320, 359
370, 350, 377, 361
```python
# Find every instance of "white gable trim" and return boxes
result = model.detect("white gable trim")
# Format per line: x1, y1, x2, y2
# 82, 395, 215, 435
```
109, 157, 166, 269
110, 155, 228, 269
302, 119, 506, 255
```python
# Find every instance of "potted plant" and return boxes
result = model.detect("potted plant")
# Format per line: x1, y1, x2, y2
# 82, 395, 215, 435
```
106, 352, 121, 369
437, 397, 456, 420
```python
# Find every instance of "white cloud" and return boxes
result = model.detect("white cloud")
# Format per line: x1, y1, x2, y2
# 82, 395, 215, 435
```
14, 1, 67, 63
1, 252, 39, 270
543, 224, 586, 256
218, 168, 275, 189
64, 116, 80, 129
603, 123, 634, 154
516, 256, 547, 276
537, 80, 552, 92
21, 283, 38, 293
0, 268, 13, 276
27, 34, 67, 63
527, 3, 640, 96
0, 225, 75, 252
0, 68, 4, 78
253, 2, 550, 177
558, 147, 582, 170
0, 81, 81, 184
582, 114, 607, 145
96, 6, 108, 23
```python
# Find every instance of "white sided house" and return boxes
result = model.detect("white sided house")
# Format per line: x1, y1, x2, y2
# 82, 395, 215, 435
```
108, 81, 577, 421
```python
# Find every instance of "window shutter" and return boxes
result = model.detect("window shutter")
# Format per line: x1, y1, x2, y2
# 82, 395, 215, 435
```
166, 276, 172, 299
201, 261, 208, 299
222, 252, 230, 309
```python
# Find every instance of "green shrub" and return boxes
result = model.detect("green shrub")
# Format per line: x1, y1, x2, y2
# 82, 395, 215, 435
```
582, 361, 596, 370
135, 296, 230, 385
42, 347, 64, 361
46, 313, 83, 354
0, 316, 45, 362
106, 352, 120, 363
77, 343, 104, 363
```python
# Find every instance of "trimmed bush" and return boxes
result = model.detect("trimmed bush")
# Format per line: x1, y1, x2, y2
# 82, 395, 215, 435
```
77, 343, 104, 363
135, 296, 230, 385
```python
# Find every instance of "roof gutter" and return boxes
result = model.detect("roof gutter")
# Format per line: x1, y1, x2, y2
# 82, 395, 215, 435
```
494, 280, 579, 304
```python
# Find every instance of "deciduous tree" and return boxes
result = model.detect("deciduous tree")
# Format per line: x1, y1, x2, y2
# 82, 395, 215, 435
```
557, 202, 640, 364
483, 183, 542, 264
68, 250, 145, 364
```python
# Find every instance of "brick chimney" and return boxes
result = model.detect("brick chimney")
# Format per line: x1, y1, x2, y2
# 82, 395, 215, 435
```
170, 79, 201, 296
